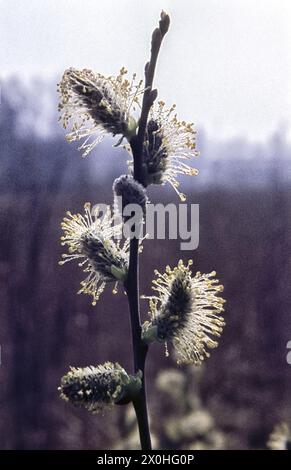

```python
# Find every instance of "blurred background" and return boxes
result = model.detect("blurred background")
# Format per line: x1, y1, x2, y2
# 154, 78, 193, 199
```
0, 0, 291, 450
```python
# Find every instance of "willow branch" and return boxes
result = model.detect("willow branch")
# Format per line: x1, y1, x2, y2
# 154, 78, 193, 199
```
125, 11, 170, 451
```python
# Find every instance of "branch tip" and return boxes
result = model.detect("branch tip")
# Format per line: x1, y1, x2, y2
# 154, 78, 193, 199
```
159, 10, 170, 36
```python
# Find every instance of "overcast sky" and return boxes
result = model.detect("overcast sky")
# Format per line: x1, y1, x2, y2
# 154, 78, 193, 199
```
0, 0, 290, 142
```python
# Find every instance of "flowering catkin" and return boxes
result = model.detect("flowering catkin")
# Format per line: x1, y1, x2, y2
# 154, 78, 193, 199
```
59, 362, 141, 413
267, 423, 291, 450
58, 67, 142, 157
133, 101, 199, 201
59, 202, 129, 304
142, 260, 225, 365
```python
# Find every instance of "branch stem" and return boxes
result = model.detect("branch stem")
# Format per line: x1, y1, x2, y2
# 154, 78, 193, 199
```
125, 12, 170, 451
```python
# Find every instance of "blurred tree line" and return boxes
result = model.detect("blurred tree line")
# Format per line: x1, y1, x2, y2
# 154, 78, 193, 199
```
0, 79, 290, 449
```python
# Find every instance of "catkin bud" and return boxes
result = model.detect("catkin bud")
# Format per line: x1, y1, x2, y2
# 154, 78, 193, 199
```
113, 174, 148, 221
159, 11, 170, 36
